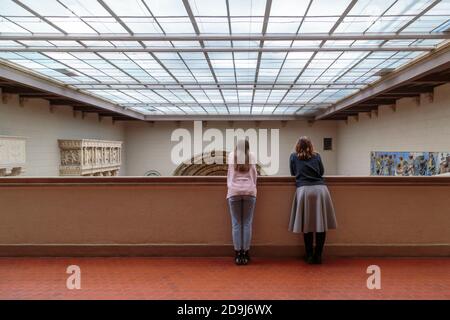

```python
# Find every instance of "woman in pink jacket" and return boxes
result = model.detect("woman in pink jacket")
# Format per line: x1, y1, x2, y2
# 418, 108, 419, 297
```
227, 139, 257, 265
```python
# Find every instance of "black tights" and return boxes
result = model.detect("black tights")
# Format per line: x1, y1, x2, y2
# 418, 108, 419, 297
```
303, 232, 326, 257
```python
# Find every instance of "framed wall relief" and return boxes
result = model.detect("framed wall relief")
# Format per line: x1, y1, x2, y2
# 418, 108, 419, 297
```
370, 152, 450, 176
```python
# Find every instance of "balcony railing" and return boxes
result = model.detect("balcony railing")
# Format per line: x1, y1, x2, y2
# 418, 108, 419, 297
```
0, 176, 449, 257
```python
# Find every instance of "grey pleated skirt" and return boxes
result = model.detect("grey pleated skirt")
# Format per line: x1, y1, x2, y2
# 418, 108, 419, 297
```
289, 185, 337, 233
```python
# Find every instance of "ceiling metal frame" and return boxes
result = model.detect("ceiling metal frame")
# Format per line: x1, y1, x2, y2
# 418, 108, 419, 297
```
316, 44, 450, 120
0, 33, 448, 42
0, 61, 144, 120
0, 0, 449, 120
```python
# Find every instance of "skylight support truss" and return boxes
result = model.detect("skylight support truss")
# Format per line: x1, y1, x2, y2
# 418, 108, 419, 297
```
0, 0, 448, 118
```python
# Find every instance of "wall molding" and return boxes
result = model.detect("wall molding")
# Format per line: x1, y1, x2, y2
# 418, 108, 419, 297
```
0, 244, 448, 257
1, 176, 449, 187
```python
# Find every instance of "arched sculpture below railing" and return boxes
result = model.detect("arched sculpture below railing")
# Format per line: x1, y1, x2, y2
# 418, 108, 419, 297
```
173, 150, 264, 176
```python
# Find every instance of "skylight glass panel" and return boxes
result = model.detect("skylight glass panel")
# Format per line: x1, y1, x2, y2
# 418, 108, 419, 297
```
267, 90, 287, 103
366, 17, 411, 32
240, 107, 251, 114
145, 0, 188, 16
222, 90, 238, 102
0, 20, 29, 33
402, 16, 450, 33
323, 40, 353, 47
263, 41, 291, 48
230, 17, 263, 33
197, 18, 229, 33
111, 41, 142, 47
19, 0, 74, 16
426, 0, 450, 15
386, 0, 435, 15
271, 0, 309, 16
81, 41, 114, 47
157, 18, 196, 33
262, 105, 275, 113
253, 90, 270, 102
299, 17, 338, 33
13, 17, 60, 33
352, 40, 383, 47
292, 40, 322, 47
0, 0, 33, 15
172, 41, 202, 48
20, 40, 54, 47
228, 0, 266, 16
315, 52, 342, 59
234, 52, 258, 59
48, 18, 96, 34
49, 41, 82, 47
348, 0, 396, 15
308, 0, 352, 16
102, 0, 150, 16
84, 18, 128, 33
238, 90, 253, 102
286, 52, 313, 60
122, 18, 163, 34
232, 41, 259, 47
251, 106, 263, 113
189, 0, 227, 16
335, 17, 381, 33
143, 41, 173, 47
258, 69, 280, 78
59, 0, 110, 16
267, 18, 302, 33
0, 40, 21, 47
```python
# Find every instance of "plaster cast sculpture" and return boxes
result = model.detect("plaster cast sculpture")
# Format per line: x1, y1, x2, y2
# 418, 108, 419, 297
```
0, 135, 26, 176
58, 139, 122, 176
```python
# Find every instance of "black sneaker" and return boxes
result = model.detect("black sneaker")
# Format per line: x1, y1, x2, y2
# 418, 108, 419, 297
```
234, 250, 242, 265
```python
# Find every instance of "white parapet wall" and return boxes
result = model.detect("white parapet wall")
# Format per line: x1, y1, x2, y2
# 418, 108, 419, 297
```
0, 135, 26, 176
58, 139, 123, 176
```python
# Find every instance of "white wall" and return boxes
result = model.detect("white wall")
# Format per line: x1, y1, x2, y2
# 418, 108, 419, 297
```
336, 83, 450, 175
0, 96, 126, 176
4, 83, 449, 177
124, 120, 338, 176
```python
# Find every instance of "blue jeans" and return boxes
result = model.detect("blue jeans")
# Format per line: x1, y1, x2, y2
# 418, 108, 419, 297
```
227, 195, 256, 251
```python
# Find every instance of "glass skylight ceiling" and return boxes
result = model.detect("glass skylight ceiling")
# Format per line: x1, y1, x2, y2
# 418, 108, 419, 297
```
0, 0, 449, 116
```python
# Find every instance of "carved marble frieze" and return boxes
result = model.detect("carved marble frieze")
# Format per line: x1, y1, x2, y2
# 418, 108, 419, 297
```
173, 150, 264, 176
0, 135, 26, 176
58, 139, 122, 176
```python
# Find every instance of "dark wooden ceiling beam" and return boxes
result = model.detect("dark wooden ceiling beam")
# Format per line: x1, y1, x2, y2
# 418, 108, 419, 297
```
112, 116, 137, 121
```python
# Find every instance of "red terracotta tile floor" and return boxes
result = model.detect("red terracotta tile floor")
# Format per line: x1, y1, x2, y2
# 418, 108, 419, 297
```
0, 257, 449, 300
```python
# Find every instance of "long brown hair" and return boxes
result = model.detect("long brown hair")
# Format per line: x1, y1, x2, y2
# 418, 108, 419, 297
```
234, 139, 250, 172
295, 136, 316, 160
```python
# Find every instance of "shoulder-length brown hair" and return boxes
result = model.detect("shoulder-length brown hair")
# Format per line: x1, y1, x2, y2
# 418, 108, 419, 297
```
295, 136, 316, 160
234, 139, 250, 172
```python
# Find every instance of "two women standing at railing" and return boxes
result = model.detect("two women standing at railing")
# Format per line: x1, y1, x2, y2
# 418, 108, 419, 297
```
226, 137, 337, 265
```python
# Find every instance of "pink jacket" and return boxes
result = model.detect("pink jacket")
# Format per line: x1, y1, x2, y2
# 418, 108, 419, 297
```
226, 152, 257, 199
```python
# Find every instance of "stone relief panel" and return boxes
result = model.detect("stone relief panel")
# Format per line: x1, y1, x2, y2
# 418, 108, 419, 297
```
58, 139, 122, 176
0, 135, 26, 176
173, 150, 264, 176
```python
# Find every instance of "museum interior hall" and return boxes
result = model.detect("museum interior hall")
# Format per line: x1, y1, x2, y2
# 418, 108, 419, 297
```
0, 0, 449, 300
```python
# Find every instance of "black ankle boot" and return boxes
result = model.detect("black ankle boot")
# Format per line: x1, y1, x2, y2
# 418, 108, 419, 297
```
313, 232, 326, 264
241, 250, 250, 265
234, 250, 242, 265
303, 233, 314, 264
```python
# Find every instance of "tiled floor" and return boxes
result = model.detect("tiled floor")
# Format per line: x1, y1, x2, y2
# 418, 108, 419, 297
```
0, 257, 448, 300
